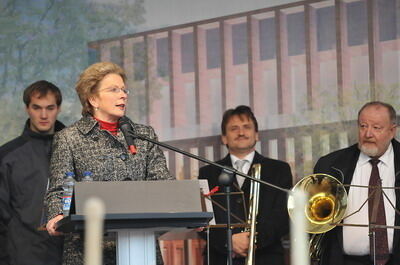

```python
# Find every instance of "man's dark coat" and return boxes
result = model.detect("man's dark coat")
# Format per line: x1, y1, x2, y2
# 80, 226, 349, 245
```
198, 151, 293, 265
313, 139, 400, 265
0, 120, 65, 265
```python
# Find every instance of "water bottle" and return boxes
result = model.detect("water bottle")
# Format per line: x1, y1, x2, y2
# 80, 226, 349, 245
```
82, 171, 93, 182
62, 172, 75, 216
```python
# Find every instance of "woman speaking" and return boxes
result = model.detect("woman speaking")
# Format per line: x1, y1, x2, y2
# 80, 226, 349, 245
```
46, 62, 172, 264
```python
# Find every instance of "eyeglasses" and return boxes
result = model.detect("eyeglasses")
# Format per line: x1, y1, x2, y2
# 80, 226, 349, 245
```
101, 87, 130, 95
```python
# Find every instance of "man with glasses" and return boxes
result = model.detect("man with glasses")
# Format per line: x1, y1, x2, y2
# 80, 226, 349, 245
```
314, 101, 400, 265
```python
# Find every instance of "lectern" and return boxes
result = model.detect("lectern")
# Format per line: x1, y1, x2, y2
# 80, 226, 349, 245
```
56, 180, 213, 265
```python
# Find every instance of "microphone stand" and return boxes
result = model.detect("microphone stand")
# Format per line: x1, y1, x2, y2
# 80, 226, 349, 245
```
219, 170, 235, 265
127, 131, 290, 265
128, 132, 289, 193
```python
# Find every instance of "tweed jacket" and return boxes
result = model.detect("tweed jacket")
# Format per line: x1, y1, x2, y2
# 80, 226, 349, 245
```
46, 115, 173, 220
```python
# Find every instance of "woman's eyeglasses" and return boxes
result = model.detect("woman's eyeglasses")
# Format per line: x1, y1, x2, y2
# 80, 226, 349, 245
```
101, 87, 130, 95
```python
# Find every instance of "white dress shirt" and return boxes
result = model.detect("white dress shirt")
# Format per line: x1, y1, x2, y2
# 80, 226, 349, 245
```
230, 152, 255, 188
343, 143, 396, 255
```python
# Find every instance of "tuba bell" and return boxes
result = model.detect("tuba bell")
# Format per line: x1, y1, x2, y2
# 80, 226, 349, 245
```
287, 173, 347, 262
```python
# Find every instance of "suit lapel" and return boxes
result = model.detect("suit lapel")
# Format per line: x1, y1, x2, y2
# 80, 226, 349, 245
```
219, 154, 232, 167
241, 152, 263, 191
237, 152, 263, 223
391, 139, 400, 252
219, 154, 242, 192
328, 144, 360, 248
330, 144, 360, 192
220, 154, 248, 225
392, 139, 400, 180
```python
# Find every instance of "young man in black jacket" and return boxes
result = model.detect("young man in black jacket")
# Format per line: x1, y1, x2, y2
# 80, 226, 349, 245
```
0, 80, 65, 265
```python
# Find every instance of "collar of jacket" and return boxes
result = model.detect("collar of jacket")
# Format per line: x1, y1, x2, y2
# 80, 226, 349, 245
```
22, 119, 65, 141
76, 115, 100, 135
76, 115, 137, 136
329, 143, 359, 186
220, 150, 262, 167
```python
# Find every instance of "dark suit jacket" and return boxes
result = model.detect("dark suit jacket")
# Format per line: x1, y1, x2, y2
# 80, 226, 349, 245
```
198, 151, 293, 265
313, 139, 400, 265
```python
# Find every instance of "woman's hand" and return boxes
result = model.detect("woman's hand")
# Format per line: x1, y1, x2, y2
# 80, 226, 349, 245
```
46, 215, 64, 236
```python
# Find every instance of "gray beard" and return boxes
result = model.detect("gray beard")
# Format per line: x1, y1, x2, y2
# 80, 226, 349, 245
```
359, 144, 379, 157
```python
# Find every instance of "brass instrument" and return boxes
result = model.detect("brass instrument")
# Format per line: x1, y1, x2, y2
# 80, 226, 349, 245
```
244, 164, 261, 265
287, 174, 347, 263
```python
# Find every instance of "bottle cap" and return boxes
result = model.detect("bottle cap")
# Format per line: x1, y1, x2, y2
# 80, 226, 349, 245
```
65, 172, 75, 177
83, 171, 92, 176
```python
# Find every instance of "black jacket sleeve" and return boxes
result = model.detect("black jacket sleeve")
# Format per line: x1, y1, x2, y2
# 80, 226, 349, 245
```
0, 159, 11, 264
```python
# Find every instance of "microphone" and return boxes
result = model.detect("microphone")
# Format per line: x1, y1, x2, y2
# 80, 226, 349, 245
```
218, 169, 235, 186
118, 116, 137, 155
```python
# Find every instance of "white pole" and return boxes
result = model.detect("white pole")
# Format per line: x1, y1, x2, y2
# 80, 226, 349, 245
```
84, 197, 105, 265
290, 189, 310, 265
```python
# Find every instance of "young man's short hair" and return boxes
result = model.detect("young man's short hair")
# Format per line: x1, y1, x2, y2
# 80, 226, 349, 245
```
23, 80, 62, 107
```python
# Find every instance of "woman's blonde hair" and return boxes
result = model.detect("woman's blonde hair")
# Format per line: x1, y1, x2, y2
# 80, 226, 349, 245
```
76, 62, 126, 115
